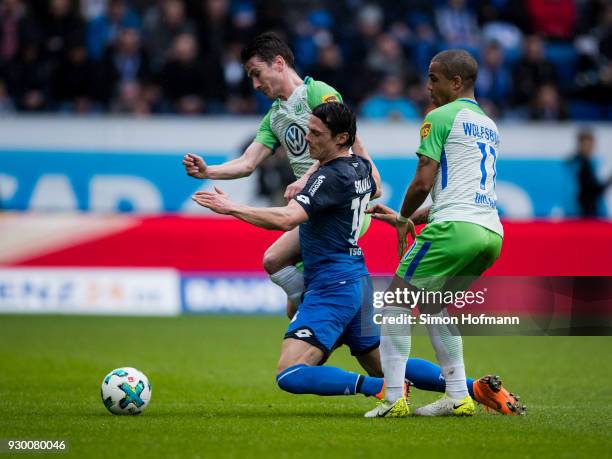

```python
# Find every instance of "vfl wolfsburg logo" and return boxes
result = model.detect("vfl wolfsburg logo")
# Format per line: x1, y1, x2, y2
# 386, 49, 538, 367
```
284, 123, 308, 156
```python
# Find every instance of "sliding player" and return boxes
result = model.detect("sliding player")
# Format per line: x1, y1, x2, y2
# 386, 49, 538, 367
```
193, 102, 524, 416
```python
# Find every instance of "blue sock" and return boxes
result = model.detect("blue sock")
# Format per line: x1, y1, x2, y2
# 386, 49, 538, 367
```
276, 364, 383, 396
405, 358, 475, 398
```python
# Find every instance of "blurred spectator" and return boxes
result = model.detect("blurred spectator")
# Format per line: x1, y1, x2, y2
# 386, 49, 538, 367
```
597, 4, 612, 60
142, 0, 195, 73
361, 74, 420, 121
0, 78, 14, 112
252, 0, 286, 36
197, 0, 230, 56
435, 0, 480, 49
6, 40, 53, 111
525, 0, 576, 40
512, 35, 557, 105
222, 40, 254, 114
366, 33, 411, 79
53, 42, 93, 112
41, 0, 85, 62
292, 9, 334, 71
159, 33, 205, 114
228, 2, 257, 45
111, 79, 150, 114
569, 129, 612, 217
87, 0, 140, 61
195, 0, 230, 108
346, 3, 384, 103
0, 0, 28, 70
98, 27, 150, 107
81, 0, 107, 20
307, 42, 347, 97
479, 4, 523, 62
476, 41, 511, 111
403, 12, 437, 75
529, 83, 568, 120
573, 4, 612, 106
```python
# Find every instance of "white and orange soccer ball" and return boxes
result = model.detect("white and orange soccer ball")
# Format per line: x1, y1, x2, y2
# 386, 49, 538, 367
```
101, 367, 152, 415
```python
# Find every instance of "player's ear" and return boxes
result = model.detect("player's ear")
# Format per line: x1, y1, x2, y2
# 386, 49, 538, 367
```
335, 132, 349, 147
273, 55, 285, 70
452, 75, 463, 91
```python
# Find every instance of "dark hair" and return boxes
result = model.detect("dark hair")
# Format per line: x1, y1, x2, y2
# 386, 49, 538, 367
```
312, 102, 357, 149
240, 32, 295, 68
431, 49, 478, 88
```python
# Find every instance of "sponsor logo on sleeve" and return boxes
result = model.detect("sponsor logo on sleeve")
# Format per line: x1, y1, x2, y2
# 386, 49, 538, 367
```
308, 175, 326, 196
420, 121, 432, 140
322, 94, 338, 103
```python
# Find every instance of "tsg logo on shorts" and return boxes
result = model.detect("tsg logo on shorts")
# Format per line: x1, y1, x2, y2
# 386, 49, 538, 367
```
284, 123, 308, 156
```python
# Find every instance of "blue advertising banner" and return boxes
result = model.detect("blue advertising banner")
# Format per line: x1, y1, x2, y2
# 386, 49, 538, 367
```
0, 149, 589, 217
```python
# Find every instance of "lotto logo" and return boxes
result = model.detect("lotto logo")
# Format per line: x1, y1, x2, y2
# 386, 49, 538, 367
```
294, 329, 313, 338
296, 195, 310, 205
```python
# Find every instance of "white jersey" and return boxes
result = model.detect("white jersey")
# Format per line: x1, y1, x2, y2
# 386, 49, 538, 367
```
416, 98, 503, 237
254, 77, 342, 178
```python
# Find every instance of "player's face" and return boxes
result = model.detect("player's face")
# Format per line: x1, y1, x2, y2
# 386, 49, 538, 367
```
244, 56, 281, 99
306, 116, 335, 160
427, 61, 455, 107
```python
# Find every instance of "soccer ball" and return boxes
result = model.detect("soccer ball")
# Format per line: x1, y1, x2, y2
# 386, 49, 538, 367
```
101, 367, 152, 415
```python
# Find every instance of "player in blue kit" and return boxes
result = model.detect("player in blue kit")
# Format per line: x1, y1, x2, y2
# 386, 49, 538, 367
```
193, 102, 521, 414
194, 102, 388, 399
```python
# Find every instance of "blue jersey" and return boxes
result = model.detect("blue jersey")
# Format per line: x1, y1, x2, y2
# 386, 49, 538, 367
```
294, 155, 376, 289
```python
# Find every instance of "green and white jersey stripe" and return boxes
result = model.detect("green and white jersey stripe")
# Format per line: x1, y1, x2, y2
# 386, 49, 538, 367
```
254, 77, 342, 178
417, 98, 503, 237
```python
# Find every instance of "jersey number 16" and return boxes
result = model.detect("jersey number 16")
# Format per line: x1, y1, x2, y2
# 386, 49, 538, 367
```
349, 193, 371, 245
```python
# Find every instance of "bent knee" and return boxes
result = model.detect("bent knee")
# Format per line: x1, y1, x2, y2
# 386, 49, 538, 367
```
276, 364, 307, 393
263, 249, 284, 274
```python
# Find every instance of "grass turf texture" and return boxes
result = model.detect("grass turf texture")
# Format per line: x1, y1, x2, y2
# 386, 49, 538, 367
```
0, 315, 610, 458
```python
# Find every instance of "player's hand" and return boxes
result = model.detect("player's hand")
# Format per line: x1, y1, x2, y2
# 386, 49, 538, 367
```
183, 153, 208, 179
284, 175, 309, 201
396, 219, 416, 259
192, 186, 234, 214
366, 203, 397, 227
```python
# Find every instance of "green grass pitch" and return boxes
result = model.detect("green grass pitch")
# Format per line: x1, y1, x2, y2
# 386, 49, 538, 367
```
0, 315, 610, 458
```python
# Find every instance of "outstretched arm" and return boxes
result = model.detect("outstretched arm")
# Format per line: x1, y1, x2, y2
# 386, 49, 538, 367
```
367, 203, 429, 226
183, 141, 273, 180
192, 187, 308, 231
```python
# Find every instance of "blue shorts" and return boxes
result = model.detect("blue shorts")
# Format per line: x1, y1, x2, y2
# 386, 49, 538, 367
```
284, 275, 380, 359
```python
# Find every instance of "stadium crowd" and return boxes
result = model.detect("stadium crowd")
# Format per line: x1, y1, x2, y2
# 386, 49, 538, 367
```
0, 0, 611, 120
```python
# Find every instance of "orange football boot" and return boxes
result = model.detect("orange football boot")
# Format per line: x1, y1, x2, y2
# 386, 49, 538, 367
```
473, 375, 526, 415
